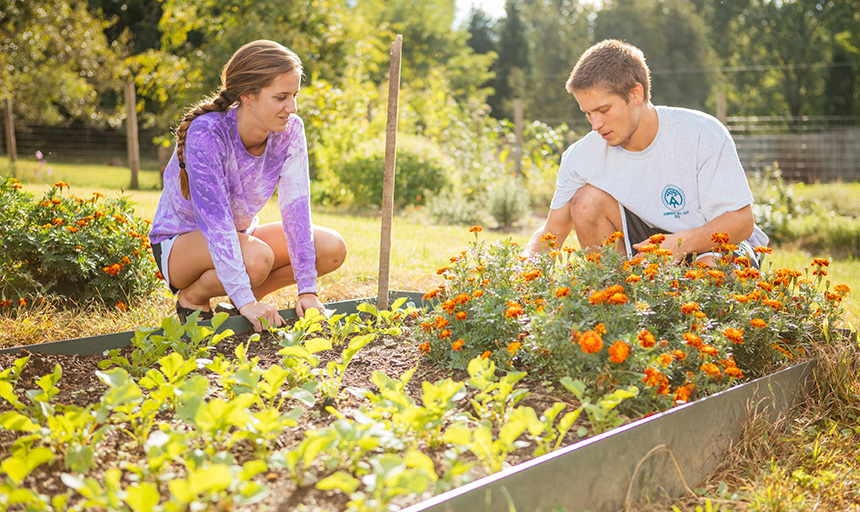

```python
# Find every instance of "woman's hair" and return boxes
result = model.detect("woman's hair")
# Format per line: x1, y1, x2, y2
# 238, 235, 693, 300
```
175, 40, 302, 199
566, 39, 651, 103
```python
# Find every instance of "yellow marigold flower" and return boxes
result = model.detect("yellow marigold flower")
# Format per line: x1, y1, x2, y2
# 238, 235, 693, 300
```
554, 287, 571, 298
578, 330, 603, 354
701, 362, 722, 379
648, 233, 666, 245
626, 274, 641, 284
419, 342, 430, 354
683, 332, 703, 348
451, 339, 464, 351
638, 330, 656, 348
481, 351, 491, 359
507, 342, 522, 355
723, 328, 744, 344
698, 344, 719, 357
595, 323, 607, 334
684, 270, 703, 280
672, 349, 687, 361
52, 218, 63, 225
674, 384, 694, 404
505, 303, 524, 318
608, 341, 630, 363
680, 302, 699, 315
658, 353, 673, 367
439, 329, 452, 339
469, 225, 483, 233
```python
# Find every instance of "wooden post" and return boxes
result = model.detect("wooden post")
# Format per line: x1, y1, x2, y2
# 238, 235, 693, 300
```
513, 99, 524, 175
4, 98, 17, 163
124, 82, 140, 190
376, 35, 403, 311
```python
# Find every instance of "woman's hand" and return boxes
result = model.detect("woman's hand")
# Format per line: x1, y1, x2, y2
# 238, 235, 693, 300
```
239, 300, 286, 332
295, 293, 324, 317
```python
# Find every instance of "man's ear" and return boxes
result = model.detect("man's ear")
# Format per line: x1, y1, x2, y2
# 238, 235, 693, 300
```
629, 83, 645, 105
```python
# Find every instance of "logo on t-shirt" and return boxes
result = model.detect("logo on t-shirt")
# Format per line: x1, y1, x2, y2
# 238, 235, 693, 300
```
661, 185, 688, 218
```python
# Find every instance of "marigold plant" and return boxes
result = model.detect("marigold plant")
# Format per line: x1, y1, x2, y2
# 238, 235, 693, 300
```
416, 227, 851, 415
0, 177, 160, 310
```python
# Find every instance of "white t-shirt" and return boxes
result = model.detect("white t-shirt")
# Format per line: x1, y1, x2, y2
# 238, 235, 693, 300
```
550, 106, 769, 248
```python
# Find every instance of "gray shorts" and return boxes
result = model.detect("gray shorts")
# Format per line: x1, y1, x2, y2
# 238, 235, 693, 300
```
620, 205, 760, 268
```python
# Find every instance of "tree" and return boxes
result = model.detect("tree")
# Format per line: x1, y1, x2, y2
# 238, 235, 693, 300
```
490, 0, 530, 119
593, 0, 717, 111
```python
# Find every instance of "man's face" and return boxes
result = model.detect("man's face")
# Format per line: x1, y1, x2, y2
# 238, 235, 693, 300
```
574, 86, 644, 151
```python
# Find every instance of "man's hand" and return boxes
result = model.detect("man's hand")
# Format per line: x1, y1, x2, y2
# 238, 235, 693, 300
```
295, 293, 324, 318
239, 300, 286, 332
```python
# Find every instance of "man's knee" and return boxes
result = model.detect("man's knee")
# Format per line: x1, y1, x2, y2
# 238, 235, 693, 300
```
570, 185, 619, 224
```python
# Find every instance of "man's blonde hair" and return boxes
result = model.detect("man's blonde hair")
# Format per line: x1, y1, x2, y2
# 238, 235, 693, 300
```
566, 39, 651, 103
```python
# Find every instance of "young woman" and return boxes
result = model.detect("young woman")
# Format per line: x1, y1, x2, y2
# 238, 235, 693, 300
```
150, 40, 346, 332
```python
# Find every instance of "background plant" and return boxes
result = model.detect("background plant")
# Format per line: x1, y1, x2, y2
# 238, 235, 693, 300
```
0, 177, 160, 310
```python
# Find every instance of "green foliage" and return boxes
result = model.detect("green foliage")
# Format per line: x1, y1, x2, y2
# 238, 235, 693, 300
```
0, 177, 160, 310
324, 135, 455, 209
488, 176, 532, 228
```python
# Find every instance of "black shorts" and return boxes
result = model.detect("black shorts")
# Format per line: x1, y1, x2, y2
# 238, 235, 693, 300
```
620, 206, 760, 269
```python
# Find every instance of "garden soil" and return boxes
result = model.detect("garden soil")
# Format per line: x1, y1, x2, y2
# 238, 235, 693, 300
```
0, 326, 579, 511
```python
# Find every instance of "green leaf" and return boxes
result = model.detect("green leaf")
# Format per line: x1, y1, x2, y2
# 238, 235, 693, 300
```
404, 450, 437, 482
0, 411, 38, 432
96, 368, 142, 408
560, 377, 586, 400
125, 483, 160, 512
188, 464, 233, 495
316, 471, 360, 493
278, 345, 312, 359
2, 447, 54, 484
443, 423, 472, 445
64, 445, 95, 473
305, 337, 332, 354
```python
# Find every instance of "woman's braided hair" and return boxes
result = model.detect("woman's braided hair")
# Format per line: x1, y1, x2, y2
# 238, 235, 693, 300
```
175, 40, 303, 199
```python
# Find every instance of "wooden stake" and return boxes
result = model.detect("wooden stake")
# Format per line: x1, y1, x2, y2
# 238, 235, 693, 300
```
3, 98, 17, 163
124, 82, 140, 190
377, 35, 402, 311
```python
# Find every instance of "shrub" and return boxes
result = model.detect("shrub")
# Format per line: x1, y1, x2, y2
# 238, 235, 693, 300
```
0, 177, 160, 310
488, 176, 531, 227
416, 228, 850, 415
324, 135, 455, 209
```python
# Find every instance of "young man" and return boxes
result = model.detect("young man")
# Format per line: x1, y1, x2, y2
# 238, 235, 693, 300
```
525, 39, 768, 266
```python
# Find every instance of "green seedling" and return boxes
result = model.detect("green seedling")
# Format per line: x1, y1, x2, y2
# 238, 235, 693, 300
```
560, 377, 639, 435
466, 356, 528, 424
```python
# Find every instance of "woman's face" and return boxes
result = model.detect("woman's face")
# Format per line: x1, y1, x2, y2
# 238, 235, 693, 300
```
242, 70, 302, 133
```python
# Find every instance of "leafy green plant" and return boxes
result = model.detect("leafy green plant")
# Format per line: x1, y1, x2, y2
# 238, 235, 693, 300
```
488, 175, 532, 228
0, 177, 159, 309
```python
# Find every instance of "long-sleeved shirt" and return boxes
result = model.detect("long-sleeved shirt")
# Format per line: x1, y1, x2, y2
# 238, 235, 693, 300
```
150, 107, 317, 309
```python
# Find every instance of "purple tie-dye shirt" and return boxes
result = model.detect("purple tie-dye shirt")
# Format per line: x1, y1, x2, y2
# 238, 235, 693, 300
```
150, 107, 317, 309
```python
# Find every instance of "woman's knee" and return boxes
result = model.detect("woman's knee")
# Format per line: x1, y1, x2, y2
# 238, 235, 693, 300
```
244, 241, 276, 286
314, 226, 347, 274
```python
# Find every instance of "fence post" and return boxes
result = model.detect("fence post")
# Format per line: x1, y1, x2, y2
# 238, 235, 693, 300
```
4, 98, 17, 165
716, 92, 727, 126
513, 99, 524, 175
124, 82, 140, 190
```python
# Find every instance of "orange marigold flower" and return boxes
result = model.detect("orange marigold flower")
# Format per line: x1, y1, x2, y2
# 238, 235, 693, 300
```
812, 258, 830, 267
699, 344, 719, 357
507, 341, 522, 355
701, 363, 722, 379
121, 256, 131, 265
439, 329, 452, 339
66, 226, 78, 233
626, 274, 641, 284
54, 181, 70, 189
602, 231, 623, 246
420, 321, 433, 332
674, 384, 694, 404
419, 342, 431, 354
453, 292, 471, 304
683, 332, 703, 348
648, 233, 666, 245
658, 353, 674, 367
434, 316, 449, 329
608, 340, 630, 363
52, 218, 64, 225
750, 318, 767, 328
578, 330, 603, 354
436, 266, 450, 275
103, 263, 122, 276
711, 232, 729, 244
642, 368, 668, 389
672, 349, 687, 361
589, 290, 607, 305
17, 298, 27, 306
754, 246, 772, 254
455, 311, 467, 321
554, 287, 571, 298
522, 269, 542, 281
763, 299, 783, 310
441, 299, 457, 312
835, 284, 851, 295
116, 301, 128, 312
684, 270, 703, 280
451, 339, 464, 351
723, 328, 744, 344
724, 366, 744, 379
706, 269, 725, 280
423, 288, 441, 300
469, 225, 483, 233
607, 292, 628, 306
680, 302, 699, 315
473, 289, 485, 297
505, 303, 524, 318
155, 271, 164, 280
595, 323, 607, 334
0, 300, 11, 307
638, 330, 656, 348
